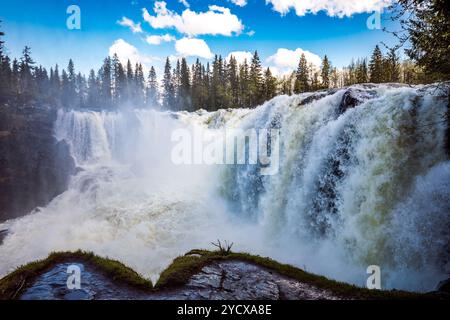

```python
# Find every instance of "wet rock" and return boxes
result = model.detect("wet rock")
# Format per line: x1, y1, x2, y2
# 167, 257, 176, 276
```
0, 104, 75, 221
337, 88, 377, 116
297, 92, 328, 107
437, 278, 450, 294
20, 262, 142, 300
18, 260, 343, 300
0, 229, 7, 245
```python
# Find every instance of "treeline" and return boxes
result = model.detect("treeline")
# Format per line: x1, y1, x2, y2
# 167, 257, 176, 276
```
161, 52, 276, 111
278, 45, 427, 95
0, 44, 158, 110
1, 0, 447, 113
0, 43, 425, 112
0, 39, 276, 111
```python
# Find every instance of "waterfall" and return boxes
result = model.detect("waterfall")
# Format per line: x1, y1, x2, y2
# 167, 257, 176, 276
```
0, 84, 448, 291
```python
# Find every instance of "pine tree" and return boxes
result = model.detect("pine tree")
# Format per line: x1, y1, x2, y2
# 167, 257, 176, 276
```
239, 59, 250, 108
146, 66, 159, 108
61, 69, 70, 108
52, 64, 61, 104
210, 55, 223, 110
134, 63, 145, 106
0, 54, 12, 102
173, 60, 181, 110
249, 51, 263, 106
294, 53, 309, 93
87, 69, 99, 108
227, 55, 239, 107
0, 21, 10, 102
100, 57, 112, 107
221, 57, 231, 108
11, 59, 20, 97
126, 59, 134, 102
355, 58, 369, 83
205, 62, 212, 110
63, 59, 77, 107
385, 48, 400, 82
162, 57, 175, 110
179, 57, 191, 111
75, 72, 87, 108
191, 59, 204, 110
369, 45, 384, 83
18, 46, 37, 103
112, 54, 126, 105
321, 55, 331, 89
263, 67, 277, 101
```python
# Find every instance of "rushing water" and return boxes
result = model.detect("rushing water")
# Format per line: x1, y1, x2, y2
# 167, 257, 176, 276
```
0, 84, 449, 292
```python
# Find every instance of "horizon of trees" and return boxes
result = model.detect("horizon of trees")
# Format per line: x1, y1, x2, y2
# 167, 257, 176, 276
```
1, 2, 447, 113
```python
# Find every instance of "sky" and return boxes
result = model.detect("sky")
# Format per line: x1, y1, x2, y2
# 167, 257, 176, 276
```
0, 0, 401, 77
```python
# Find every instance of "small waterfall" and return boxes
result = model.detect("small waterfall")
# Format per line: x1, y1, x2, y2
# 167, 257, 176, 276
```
0, 84, 448, 291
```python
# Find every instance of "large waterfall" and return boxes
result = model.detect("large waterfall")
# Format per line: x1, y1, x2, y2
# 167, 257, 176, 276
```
0, 84, 448, 292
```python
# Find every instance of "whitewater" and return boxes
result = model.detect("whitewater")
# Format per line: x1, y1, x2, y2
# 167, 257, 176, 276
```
0, 84, 449, 292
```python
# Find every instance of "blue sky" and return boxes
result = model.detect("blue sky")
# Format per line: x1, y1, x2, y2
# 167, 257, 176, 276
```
0, 0, 400, 76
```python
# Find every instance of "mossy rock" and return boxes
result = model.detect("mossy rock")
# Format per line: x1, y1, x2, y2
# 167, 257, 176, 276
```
0, 249, 446, 300
0, 250, 152, 300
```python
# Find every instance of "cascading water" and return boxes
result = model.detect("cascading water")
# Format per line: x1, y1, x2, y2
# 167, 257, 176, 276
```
0, 84, 448, 292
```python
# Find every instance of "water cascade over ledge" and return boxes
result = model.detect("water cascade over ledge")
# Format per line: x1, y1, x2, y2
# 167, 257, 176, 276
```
0, 84, 449, 292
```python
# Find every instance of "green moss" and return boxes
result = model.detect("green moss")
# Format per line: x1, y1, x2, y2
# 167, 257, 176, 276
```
156, 249, 442, 300
0, 250, 152, 300
156, 253, 211, 289
0, 249, 445, 300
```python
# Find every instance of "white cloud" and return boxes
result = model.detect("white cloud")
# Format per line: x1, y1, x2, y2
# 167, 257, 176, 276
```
267, 48, 322, 74
179, 0, 190, 7
146, 34, 176, 45
266, 0, 392, 17
226, 51, 253, 64
230, 0, 248, 6
109, 39, 156, 72
117, 17, 143, 33
143, 1, 244, 36
175, 38, 214, 59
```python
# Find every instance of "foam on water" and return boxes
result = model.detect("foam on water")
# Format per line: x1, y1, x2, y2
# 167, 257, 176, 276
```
0, 85, 448, 291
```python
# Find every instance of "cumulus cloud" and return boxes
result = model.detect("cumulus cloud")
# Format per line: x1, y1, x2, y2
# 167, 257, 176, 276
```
230, 0, 248, 6
175, 38, 214, 59
226, 51, 253, 64
117, 17, 143, 33
267, 48, 322, 74
146, 34, 176, 45
143, 1, 244, 36
266, 0, 392, 17
109, 39, 156, 72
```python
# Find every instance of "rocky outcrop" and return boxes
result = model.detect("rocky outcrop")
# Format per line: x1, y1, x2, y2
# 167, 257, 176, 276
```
337, 86, 378, 116
0, 104, 75, 221
18, 260, 342, 300
2, 250, 439, 300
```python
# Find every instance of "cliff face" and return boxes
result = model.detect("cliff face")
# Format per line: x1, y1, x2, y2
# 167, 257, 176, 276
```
0, 104, 75, 222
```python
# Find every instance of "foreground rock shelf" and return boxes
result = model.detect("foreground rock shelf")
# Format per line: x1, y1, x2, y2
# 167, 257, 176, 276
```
0, 250, 447, 300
